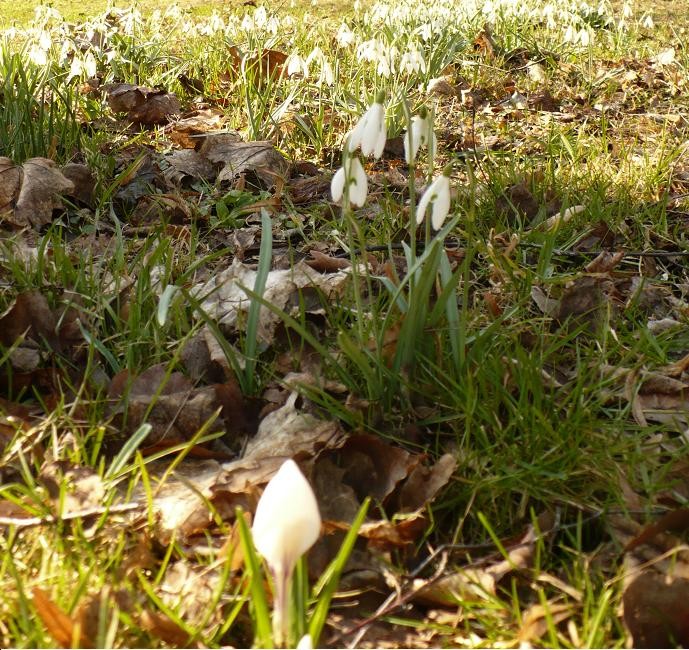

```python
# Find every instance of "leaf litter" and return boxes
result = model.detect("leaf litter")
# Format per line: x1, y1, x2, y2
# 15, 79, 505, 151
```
4, 1, 689, 648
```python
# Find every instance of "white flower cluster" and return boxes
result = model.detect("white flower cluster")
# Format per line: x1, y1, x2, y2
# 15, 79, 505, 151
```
332, 96, 451, 231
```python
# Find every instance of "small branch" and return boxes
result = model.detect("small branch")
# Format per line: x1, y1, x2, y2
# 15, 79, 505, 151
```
0, 502, 140, 529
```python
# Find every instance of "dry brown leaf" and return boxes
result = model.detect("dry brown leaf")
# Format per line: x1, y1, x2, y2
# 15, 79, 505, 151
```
0, 158, 74, 228
396, 453, 457, 513
0, 291, 58, 349
129, 192, 193, 225
61, 163, 95, 207
32, 587, 92, 648
139, 610, 192, 647
623, 571, 689, 648
168, 109, 229, 149
150, 392, 343, 541
39, 461, 105, 514
518, 602, 575, 644
630, 370, 689, 428
288, 176, 332, 205
306, 249, 351, 272
105, 83, 181, 125
191, 258, 348, 345
108, 363, 248, 448
413, 512, 555, 606
163, 149, 216, 186
199, 135, 289, 189
0, 156, 21, 215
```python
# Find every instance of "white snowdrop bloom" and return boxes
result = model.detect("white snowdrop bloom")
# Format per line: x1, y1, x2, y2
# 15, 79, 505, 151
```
331, 156, 368, 207
563, 24, 576, 43
83, 51, 97, 78
28, 43, 48, 66
416, 166, 452, 230
348, 97, 386, 159
642, 13, 654, 28
38, 30, 52, 51
253, 459, 321, 647
319, 59, 334, 85
241, 12, 254, 31
286, 52, 306, 76
400, 48, 426, 75
305, 46, 325, 70
578, 27, 591, 46
336, 22, 356, 47
404, 111, 437, 164
621, 2, 633, 18
304, 47, 334, 85
68, 55, 83, 80
254, 6, 268, 28
417, 23, 433, 41
296, 634, 313, 650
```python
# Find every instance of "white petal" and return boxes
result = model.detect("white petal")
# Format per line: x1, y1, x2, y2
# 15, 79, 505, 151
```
347, 115, 367, 153
252, 460, 322, 575
331, 166, 346, 201
360, 103, 385, 158
431, 177, 451, 230
372, 125, 387, 159
403, 130, 416, 165
349, 157, 368, 206
297, 635, 313, 650
416, 184, 433, 224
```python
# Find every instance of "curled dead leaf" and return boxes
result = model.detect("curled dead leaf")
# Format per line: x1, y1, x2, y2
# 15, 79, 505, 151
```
0, 157, 74, 228
105, 83, 181, 125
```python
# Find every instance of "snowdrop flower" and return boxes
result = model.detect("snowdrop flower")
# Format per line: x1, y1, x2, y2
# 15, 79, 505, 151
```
404, 107, 437, 165
336, 22, 356, 47
416, 164, 452, 231
296, 634, 313, 650
286, 52, 307, 77
347, 92, 386, 159
331, 156, 368, 207
252, 459, 321, 647
304, 47, 334, 86
399, 48, 426, 75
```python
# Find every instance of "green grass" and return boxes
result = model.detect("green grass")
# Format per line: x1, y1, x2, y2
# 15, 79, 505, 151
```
2, 0, 689, 647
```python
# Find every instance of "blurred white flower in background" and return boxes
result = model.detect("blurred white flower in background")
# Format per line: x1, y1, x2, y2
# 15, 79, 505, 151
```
399, 48, 426, 75
336, 22, 356, 47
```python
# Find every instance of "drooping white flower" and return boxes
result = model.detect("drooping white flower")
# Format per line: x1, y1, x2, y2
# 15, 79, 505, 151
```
399, 48, 426, 75
347, 95, 386, 159
336, 22, 356, 47
252, 459, 321, 646
286, 52, 307, 77
403, 110, 437, 165
331, 156, 368, 207
416, 165, 452, 230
